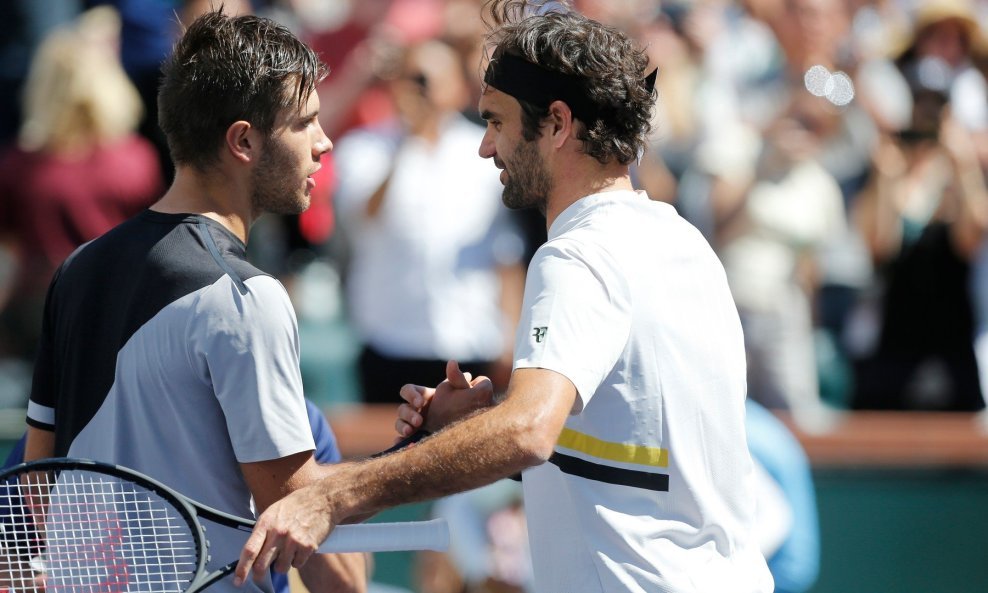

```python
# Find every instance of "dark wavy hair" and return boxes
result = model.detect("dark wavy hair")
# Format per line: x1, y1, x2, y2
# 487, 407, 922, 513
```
483, 0, 654, 165
158, 9, 328, 170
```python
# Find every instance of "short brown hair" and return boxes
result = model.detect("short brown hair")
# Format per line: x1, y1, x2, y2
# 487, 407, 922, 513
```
158, 10, 328, 170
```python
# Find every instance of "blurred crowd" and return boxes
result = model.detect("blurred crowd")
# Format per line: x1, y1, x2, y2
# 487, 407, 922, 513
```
3, 0, 986, 412
0, 0, 987, 590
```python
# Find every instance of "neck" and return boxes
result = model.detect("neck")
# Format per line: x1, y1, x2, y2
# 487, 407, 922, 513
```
544, 159, 634, 229
151, 165, 254, 243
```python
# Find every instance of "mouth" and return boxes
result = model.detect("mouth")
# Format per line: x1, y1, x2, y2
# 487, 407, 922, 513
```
306, 165, 321, 190
493, 160, 506, 184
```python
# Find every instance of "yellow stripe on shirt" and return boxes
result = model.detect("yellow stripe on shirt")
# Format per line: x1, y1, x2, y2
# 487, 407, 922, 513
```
557, 428, 668, 468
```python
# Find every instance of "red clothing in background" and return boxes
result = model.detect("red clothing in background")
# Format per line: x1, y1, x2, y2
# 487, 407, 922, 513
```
0, 134, 162, 357
0, 134, 162, 291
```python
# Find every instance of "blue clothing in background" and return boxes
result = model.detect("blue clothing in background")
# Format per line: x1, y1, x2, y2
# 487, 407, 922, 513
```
84, 0, 179, 78
745, 399, 820, 593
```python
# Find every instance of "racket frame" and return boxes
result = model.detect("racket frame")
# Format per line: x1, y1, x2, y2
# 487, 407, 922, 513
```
0, 457, 449, 592
0, 458, 264, 593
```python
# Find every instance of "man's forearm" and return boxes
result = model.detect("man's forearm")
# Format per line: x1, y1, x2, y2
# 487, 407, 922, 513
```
298, 552, 368, 593
330, 401, 546, 521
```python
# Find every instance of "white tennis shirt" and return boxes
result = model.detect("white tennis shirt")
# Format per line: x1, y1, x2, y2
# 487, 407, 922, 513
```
514, 190, 773, 592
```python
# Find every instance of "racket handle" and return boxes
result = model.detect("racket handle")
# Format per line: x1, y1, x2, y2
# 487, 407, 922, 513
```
314, 518, 450, 553
370, 430, 430, 458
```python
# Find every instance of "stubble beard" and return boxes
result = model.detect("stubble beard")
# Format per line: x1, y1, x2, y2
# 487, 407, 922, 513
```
501, 138, 551, 214
250, 137, 310, 216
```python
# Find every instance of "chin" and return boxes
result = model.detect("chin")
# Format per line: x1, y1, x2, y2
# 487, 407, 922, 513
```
268, 196, 310, 216
285, 198, 310, 215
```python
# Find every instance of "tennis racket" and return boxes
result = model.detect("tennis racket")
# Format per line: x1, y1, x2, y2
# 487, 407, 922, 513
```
0, 458, 449, 593
370, 430, 430, 458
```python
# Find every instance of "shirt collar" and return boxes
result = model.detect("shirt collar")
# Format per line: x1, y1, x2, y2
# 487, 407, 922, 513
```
547, 189, 646, 240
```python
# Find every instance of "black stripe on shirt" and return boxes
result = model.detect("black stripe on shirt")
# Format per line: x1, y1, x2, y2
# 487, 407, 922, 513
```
549, 452, 670, 492
197, 221, 248, 295
25, 417, 54, 431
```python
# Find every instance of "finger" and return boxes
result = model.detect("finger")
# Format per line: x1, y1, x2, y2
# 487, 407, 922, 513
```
253, 541, 281, 581
469, 376, 495, 407
272, 542, 296, 574
291, 550, 314, 569
235, 526, 273, 586
394, 416, 421, 438
446, 360, 470, 389
469, 375, 493, 389
398, 383, 427, 408
397, 404, 423, 430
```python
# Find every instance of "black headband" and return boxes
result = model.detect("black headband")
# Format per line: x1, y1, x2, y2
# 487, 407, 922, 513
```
483, 52, 658, 124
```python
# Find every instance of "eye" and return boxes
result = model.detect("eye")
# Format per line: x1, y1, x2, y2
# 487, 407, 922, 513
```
296, 115, 318, 131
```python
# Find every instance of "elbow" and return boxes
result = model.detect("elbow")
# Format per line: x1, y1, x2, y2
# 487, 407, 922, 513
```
512, 418, 559, 468
495, 371, 574, 469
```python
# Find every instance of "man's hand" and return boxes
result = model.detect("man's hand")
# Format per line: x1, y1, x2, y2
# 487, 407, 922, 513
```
234, 482, 337, 585
395, 360, 494, 437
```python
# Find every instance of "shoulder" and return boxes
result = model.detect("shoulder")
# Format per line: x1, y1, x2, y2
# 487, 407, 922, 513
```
197, 274, 294, 324
52, 212, 151, 283
528, 235, 629, 301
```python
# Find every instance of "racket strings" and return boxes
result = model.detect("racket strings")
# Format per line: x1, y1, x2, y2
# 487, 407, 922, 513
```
0, 470, 199, 592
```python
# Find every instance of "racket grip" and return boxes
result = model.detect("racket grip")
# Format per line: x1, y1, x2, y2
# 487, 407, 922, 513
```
370, 430, 430, 458
314, 518, 450, 553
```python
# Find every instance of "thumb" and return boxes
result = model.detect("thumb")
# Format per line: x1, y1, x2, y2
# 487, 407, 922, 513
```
446, 360, 470, 389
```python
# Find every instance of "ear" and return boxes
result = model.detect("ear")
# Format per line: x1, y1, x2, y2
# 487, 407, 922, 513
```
224, 120, 257, 164
546, 100, 575, 149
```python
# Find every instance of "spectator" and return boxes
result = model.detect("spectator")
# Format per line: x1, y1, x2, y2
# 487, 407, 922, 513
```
333, 39, 525, 402
0, 0, 80, 143
713, 92, 848, 426
0, 6, 162, 365
850, 74, 988, 411
892, 0, 988, 138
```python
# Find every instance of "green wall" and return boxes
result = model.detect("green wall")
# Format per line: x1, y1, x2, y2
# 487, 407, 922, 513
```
810, 468, 988, 593
368, 471, 988, 593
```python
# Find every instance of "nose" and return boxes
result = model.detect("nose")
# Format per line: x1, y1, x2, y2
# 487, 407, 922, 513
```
478, 128, 495, 159
314, 124, 333, 157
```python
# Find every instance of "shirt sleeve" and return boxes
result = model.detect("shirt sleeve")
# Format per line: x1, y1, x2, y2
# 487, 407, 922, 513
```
192, 274, 315, 463
513, 239, 632, 412
26, 264, 66, 431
